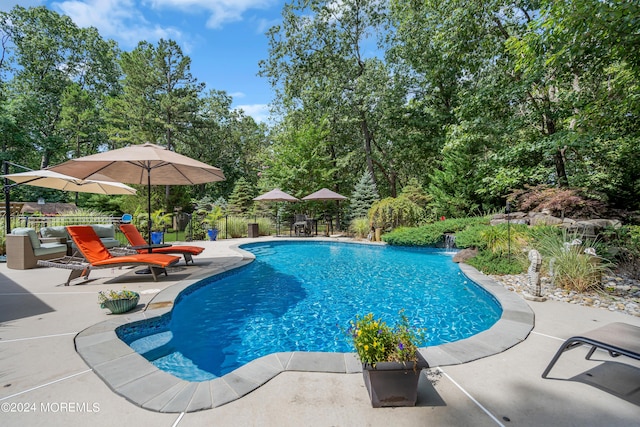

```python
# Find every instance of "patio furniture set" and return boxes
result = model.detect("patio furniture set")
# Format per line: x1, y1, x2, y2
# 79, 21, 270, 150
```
5, 223, 204, 285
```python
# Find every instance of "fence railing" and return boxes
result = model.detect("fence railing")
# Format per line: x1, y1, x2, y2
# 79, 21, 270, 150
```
1, 214, 284, 242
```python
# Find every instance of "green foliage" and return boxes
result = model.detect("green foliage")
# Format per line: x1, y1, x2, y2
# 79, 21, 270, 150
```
97, 288, 138, 304
349, 217, 371, 239
350, 171, 379, 219
202, 207, 223, 229
601, 225, 640, 279
465, 251, 527, 275
382, 217, 489, 246
369, 196, 423, 230
347, 311, 422, 367
226, 177, 255, 216
136, 209, 172, 232
535, 230, 611, 292
255, 217, 273, 236
221, 216, 249, 238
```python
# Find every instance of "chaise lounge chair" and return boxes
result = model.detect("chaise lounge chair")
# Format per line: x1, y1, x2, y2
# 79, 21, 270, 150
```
542, 322, 640, 379
119, 224, 204, 265
66, 225, 180, 281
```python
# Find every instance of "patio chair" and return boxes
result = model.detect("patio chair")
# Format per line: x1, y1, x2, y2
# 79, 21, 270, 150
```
542, 322, 640, 379
292, 214, 309, 236
119, 224, 204, 265
66, 225, 180, 281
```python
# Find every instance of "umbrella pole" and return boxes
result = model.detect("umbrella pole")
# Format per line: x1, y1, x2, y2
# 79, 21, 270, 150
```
147, 168, 152, 247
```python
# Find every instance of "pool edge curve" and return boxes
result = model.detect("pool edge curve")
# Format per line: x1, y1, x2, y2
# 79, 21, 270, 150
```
74, 240, 534, 413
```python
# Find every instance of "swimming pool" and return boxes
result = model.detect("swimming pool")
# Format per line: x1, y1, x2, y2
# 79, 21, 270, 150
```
118, 241, 502, 381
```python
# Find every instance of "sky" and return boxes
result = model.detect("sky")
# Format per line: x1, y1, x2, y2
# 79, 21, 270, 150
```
0, 0, 286, 123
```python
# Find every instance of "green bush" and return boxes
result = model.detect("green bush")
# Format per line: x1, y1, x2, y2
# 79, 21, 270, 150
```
369, 196, 423, 230
382, 216, 489, 246
535, 229, 611, 292
223, 216, 249, 238
350, 217, 371, 239
255, 217, 273, 236
466, 251, 527, 275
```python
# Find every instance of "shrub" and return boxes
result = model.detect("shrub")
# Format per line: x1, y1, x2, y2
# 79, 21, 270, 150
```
466, 251, 527, 275
382, 216, 489, 246
224, 216, 249, 238
535, 230, 611, 292
369, 196, 423, 230
255, 217, 273, 236
509, 184, 608, 219
350, 217, 371, 239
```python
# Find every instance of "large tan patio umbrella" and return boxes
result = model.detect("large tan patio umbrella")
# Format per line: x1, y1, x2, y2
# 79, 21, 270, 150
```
2, 169, 137, 235
302, 188, 348, 233
253, 189, 299, 236
50, 142, 225, 244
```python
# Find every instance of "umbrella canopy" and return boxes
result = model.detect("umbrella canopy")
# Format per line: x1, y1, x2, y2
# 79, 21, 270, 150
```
49, 142, 225, 245
302, 188, 348, 201
49, 142, 225, 185
253, 189, 299, 236
253, 188, 299, 202
3, 170, 137, 195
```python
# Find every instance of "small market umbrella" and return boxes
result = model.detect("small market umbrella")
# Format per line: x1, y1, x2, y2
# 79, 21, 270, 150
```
253, 189, 299, 236
2, 169, 137, 235
50, 142, 225, 244
301, 188, 348, 233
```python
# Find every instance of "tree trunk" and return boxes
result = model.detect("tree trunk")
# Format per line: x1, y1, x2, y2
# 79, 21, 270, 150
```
360, 114, 376, 189
554, 146, 569, 187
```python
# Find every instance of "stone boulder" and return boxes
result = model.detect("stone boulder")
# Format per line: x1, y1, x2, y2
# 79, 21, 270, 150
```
528, 212, 564, 226
564, 219, 622, 237
453, 248, 478, 263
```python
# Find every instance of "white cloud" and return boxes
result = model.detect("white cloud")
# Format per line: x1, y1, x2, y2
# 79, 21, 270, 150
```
235, 103, 269, 123
52, 0, 276, 47
146, 0, 276, 29
53, 0, 183, 47
229, 91, 245, 99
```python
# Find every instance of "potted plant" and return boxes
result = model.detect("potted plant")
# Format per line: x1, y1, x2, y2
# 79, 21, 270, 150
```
202, 206, 223, 241
149, 210, 172, 244
348, 311, 428, 407
98, 288, 140, 314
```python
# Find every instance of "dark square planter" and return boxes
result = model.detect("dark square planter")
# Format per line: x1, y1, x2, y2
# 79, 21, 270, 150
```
362, 353, 429, 408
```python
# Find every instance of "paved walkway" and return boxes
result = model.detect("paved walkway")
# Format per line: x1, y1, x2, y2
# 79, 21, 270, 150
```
1, 237, 639, 426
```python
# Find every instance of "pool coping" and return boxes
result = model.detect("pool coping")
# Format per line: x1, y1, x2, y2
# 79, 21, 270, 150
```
74, 240, 534, 413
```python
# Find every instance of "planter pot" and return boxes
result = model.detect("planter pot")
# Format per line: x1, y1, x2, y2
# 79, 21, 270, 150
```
100, 293, 139, 314
362, 353, 429, 408
150, 231, 164, 244
207, 228, 218, 241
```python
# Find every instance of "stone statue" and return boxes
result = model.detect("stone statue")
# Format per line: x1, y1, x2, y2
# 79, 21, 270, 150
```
525, 249, 546, 301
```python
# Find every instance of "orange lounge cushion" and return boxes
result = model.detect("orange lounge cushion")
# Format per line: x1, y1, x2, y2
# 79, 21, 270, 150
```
120, 224, 204, 256
146, 246, 204, 256
67, 225, 179, 267
91, 253, 179, 268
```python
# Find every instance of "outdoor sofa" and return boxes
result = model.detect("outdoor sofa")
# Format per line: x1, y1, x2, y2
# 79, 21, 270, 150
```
6, 227, 68, 269
40, 224, 121, 255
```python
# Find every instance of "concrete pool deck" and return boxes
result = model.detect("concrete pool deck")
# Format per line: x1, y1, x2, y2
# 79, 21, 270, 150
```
1, 237, 640, 426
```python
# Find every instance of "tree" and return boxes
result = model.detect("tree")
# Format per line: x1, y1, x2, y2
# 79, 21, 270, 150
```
1, 6, 119, 169
227, 177, 255, 216
350, 171, 379, 219
260, 0, 411, 197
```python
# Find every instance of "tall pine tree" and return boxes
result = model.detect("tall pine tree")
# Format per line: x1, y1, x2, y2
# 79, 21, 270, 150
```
350, 171, 379, 219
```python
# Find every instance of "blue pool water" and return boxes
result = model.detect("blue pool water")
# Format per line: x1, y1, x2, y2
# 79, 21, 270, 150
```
119, 241, 502, 381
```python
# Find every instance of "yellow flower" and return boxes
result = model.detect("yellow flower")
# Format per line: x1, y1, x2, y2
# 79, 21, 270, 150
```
364, 345, 369, 351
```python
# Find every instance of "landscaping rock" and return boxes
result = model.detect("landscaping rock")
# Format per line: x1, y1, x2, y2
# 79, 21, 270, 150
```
452, 248, 478, 263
